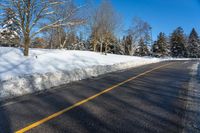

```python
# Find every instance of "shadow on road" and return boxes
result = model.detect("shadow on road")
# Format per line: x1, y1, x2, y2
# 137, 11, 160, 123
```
0, 103, 12, 133
1, 61, 199, 133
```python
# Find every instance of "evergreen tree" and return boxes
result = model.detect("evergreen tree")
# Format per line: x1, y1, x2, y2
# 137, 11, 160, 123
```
0, 8, 20, 47
170, 27, 187, 58
187, 28, 200, 58
152, 32, 170, 57
135, 39, 149, 56
2, 8, 20, 32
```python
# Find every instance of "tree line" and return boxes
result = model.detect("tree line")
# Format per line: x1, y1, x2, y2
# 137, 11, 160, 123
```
0, 0, 200, 58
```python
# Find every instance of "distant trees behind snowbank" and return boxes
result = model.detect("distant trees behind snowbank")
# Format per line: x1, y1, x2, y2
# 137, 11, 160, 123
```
0, 0, 200, 58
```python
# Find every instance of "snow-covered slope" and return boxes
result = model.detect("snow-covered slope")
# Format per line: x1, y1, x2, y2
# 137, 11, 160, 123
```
0, 47, 164, 100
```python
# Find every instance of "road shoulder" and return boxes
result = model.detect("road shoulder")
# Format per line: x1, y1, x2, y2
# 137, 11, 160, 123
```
183, 62, 200, 133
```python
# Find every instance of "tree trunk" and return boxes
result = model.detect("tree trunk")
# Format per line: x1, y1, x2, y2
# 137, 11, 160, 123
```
105, 43, 108, 55
93, 45, 96, 52
100, 42, 103, 53
100, 38, 103, 53
24, 35, 30, 56
93, 43, 96, 52
62, 38, 67, 49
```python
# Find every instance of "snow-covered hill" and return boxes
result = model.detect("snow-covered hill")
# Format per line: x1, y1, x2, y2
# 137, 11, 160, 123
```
0, 47, 167, 100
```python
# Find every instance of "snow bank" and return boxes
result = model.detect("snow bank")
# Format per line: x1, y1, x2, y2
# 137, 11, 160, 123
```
0, 47, 170, 100
183, 62, 200, 133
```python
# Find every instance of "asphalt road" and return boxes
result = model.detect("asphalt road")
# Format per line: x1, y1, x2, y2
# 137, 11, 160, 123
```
0, 60, 199, 133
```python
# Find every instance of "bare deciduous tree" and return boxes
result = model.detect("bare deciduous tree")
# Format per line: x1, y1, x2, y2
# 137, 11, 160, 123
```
128, 17, 152, 55
44, 0, 86, 49
1, 0, 85, 56
89, 0, 120, 54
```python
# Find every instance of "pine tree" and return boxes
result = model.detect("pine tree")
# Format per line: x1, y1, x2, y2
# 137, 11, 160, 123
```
152, 32, 170, 57
187, 28, 200, 58
0, 8, 20, 47
135, 39, 149, 56
2, 8, 20, 32
170, 27, 187, 58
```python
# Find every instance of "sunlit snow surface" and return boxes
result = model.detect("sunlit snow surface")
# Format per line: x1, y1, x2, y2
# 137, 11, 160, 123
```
0, 47, 163, 81
0, 47, 191, 100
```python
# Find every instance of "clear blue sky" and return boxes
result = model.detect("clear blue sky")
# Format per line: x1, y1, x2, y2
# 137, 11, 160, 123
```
77, 0, 200, 40
1, 0, 200, 40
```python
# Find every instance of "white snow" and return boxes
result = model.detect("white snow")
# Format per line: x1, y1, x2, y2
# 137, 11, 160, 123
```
0, 47, 189, 100
182, 62, 200, 132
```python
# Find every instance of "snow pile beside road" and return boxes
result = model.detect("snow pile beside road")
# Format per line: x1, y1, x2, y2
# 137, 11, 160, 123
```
183, 62, 200, 133
0, 47, 166, 100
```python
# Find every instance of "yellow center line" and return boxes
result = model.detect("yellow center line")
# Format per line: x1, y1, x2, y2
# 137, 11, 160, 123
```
15, 62, 173, 133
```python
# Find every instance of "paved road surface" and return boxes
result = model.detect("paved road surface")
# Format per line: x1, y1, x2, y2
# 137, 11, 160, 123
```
0, 61, 199, 133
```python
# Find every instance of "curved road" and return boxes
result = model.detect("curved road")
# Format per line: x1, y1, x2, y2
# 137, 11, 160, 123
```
0, 60, 200, 133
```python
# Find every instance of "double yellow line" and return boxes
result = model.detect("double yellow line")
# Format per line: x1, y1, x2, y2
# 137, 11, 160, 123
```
16, 62, 173, 133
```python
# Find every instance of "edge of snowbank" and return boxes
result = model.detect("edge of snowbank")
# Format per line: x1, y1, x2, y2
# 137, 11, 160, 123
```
182, 62, 200, 133
0, 59, 162, 101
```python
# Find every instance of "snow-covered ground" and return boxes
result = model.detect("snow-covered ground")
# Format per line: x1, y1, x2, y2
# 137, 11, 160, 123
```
183, 62, 200, 133
0, 47, 187, 100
